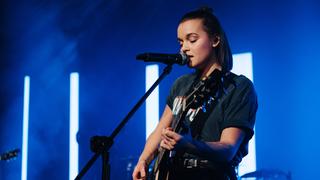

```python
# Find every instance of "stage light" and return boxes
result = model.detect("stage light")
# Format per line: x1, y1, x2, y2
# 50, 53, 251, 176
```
69, 73, 79, 180
145, 65, 160, 139
22, 76, 30, 180
232, 52, 256, 176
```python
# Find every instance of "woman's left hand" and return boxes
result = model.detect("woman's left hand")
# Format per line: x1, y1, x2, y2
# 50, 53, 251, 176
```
160, 127, 189, 151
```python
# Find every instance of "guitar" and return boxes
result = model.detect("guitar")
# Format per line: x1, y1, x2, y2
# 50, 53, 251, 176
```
151, 70, 223, 180
0, 148, 20, 161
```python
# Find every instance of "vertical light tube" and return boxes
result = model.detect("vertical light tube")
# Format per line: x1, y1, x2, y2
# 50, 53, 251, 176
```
69, 73, 79, 180
145, 65, 159, 139
21, 76, 30, 180
232, 52, 256, 176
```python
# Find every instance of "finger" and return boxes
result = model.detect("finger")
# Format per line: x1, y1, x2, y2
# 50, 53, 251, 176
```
160, 140, 166, 148
160, 140, 171, 150
161, 132, 167, 140
132, 169, 139, 180
166, 127, 173, 131
133, 170, 141, 179
163, 139, 174, 150
166, 130, 182, 142
164, 130, 176, 140
141, 167, 146, 177
162, 132, 172, 141
162, 130, 174, 142
162, 128, 172, 138
163, 135, 176, 145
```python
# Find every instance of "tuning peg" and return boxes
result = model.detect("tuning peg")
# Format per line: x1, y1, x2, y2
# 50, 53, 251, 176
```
207, 96, 215, 105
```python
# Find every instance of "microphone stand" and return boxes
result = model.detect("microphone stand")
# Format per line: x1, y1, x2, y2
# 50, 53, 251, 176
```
75, 64, 173, 180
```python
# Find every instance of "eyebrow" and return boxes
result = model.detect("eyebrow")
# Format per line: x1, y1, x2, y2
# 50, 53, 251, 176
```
177, 33, 199, 41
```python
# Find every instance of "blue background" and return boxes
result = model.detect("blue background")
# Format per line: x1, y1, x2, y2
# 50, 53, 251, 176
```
1, 0, 319, 179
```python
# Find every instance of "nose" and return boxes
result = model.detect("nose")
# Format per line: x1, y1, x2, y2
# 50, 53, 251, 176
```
180, 42, 190, 53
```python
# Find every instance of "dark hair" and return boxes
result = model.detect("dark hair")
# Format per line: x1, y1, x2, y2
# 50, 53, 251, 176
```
179, 7, 233, 72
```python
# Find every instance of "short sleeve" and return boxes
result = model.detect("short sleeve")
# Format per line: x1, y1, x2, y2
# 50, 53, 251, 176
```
166, 80, 177, 110
222, 76, 258, 141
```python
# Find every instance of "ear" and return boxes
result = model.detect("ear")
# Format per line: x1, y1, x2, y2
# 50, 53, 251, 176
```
212, 36, 220, 48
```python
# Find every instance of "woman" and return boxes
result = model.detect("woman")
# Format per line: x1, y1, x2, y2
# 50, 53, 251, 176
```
133, 7, 257, 180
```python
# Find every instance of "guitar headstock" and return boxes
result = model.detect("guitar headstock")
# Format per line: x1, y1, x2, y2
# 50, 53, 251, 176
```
0, 148, 20, 161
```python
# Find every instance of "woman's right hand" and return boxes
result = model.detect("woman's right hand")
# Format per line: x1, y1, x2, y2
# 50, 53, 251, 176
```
132, 160, 148, 180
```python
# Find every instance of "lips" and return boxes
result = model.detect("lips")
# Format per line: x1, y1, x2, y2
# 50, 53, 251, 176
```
187, 55, 194, 59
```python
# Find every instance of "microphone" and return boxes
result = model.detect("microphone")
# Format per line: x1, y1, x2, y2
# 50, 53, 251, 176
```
136, 52, 189, 65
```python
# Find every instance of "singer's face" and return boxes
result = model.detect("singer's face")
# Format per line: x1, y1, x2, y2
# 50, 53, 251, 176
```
177, 19, 216, 70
